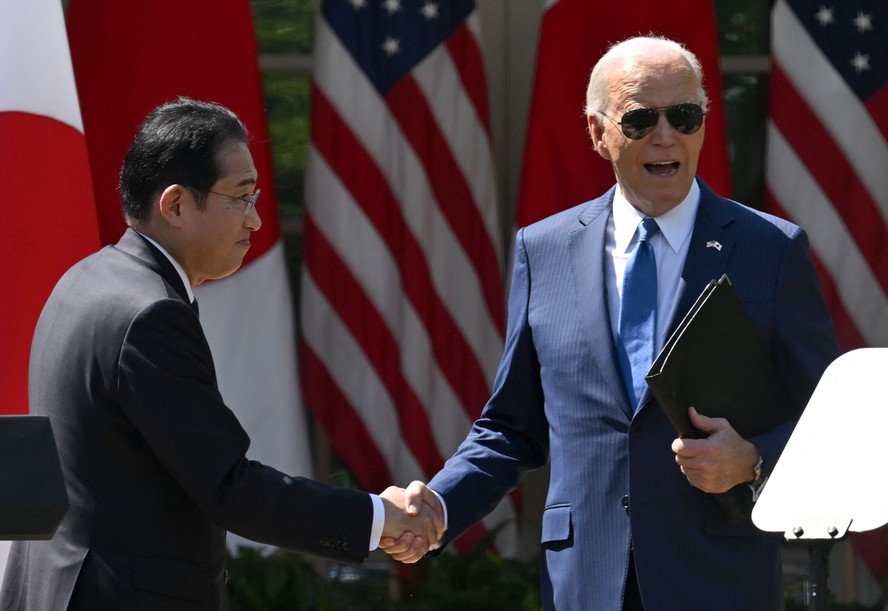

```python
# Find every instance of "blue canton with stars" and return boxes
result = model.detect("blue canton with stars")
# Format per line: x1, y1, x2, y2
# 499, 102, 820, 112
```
323, 0, 475, 96
787, 0, 888, 102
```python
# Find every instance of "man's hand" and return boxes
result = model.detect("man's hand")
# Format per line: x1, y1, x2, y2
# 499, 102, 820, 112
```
378, 482, 445, 564
402, 480, 444, 520
671, 407, 760, 493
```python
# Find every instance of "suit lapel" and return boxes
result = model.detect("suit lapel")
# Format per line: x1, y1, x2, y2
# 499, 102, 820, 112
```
668, 181, 738, 338
568, 189, 635, 415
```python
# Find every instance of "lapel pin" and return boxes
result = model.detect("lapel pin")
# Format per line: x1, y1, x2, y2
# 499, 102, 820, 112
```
706, 240, 722, 251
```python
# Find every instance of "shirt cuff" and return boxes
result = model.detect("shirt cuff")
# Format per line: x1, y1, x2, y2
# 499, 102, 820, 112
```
368, 493, 384, 551
428, 488, 448, 551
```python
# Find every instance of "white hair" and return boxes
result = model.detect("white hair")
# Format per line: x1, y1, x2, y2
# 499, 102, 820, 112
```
584, 36, 709, 117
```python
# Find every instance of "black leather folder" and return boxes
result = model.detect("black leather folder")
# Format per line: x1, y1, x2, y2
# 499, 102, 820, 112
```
645, 274, 784, 439
0, 416, 69, 539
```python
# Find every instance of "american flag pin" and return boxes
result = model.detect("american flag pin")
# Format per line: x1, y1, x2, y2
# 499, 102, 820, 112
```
706, 240, 723, 251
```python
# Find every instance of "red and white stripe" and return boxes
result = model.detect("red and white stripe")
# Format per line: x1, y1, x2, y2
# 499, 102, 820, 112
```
765, 0, 888, 583
302, 8, 516, 554
765, 0, 888, 350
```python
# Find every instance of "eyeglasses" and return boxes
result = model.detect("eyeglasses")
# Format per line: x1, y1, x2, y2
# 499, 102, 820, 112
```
600, 103, 705, 140
207, 188, 261, 215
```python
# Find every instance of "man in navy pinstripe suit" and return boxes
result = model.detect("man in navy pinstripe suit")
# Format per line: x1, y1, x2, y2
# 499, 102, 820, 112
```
383, 36, 838, 609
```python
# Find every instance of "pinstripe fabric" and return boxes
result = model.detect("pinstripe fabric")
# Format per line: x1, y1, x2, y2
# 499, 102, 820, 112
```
429, 179, 838, 610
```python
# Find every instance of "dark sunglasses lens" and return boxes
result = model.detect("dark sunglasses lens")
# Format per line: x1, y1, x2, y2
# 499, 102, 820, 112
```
620, 109, 658, 139
619, 104, 704, 139
666, 104, 704, 134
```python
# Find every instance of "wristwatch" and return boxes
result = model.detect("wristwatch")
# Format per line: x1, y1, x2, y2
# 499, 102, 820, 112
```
751, 454, 764, 486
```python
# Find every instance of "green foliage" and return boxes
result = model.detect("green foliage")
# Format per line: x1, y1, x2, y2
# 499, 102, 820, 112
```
226, 538, 541, 611
227, 547, 332, 611
260, 69, 311, 218
250, 0, 314, 55
713, 0, 772, 55
249, 0, 313, 220
227, 543, 887, 611
394, 546, 541, 611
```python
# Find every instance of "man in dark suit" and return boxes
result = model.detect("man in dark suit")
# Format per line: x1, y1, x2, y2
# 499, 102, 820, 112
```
386, 36, 839, 609
0, 98, 439, 610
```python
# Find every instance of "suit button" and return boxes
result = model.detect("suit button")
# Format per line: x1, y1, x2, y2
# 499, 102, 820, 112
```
621, 495, 630, 510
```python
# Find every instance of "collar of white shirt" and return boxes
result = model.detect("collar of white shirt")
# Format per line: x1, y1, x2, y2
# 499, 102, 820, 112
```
612, 179, 700, 257
136, 232, 196, 304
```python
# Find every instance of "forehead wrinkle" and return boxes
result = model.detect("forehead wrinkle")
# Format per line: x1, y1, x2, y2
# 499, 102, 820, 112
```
606, 54, 698, 114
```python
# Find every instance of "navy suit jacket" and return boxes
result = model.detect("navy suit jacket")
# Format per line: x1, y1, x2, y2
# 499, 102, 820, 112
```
428, 180, 838, 610
1, 230, 372, 610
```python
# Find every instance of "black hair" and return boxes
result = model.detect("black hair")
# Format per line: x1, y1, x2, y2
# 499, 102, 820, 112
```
119, 96, 248, 224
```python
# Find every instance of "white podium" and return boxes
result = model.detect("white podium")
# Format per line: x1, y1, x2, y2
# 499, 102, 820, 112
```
753, 348, 888, 609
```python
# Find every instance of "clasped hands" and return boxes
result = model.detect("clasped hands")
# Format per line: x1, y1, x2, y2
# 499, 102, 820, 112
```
378, 481, 443, 564
378, 411, 759, 562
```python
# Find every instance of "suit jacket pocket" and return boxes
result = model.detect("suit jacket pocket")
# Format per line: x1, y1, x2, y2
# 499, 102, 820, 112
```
133, 556, 218, 602
541, 504, 572, 548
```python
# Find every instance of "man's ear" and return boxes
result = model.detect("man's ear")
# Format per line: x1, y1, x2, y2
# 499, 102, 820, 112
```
158, 184, 188, 228
587, 114, 611, 161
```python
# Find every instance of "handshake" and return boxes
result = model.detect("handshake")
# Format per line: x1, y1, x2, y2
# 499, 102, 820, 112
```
378, 481, 444, 564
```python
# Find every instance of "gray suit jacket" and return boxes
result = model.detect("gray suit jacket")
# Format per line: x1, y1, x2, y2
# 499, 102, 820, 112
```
429, 180, 839, 610
1, 230, 371, 610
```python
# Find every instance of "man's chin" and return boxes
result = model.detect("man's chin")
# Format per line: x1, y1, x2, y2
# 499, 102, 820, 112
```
217, 265, 243, 281
199, 263, 245, 285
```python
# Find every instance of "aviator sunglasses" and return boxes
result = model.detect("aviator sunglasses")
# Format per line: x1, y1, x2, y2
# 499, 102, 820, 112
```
601, 103, 705, 140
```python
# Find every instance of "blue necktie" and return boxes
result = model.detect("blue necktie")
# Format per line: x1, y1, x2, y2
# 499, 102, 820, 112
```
618, 217, 659, 410
190, 298, 200, 318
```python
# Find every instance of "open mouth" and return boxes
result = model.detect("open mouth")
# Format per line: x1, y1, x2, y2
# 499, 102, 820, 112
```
645, 161, 679, 176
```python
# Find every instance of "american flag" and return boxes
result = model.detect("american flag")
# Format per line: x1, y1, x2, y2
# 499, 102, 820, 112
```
766, 0, 888, 350
765, 0, 888, 583
301, 0, 515, 554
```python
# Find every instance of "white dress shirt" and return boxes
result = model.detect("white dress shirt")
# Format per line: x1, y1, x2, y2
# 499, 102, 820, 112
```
606, 180, 700, 354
